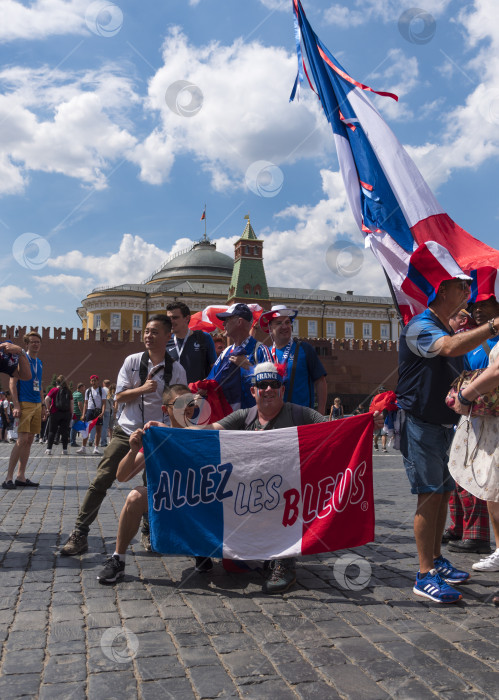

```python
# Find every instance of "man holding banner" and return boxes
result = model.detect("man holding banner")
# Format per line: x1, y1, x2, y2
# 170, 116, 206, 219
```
143, 363, 383, 595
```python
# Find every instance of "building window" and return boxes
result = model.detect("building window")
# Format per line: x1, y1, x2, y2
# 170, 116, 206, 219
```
244, 284, 251, 295
132, 314, 142, 330
308, 320, 318, 337
245, 245, 250, 255
292, 319, 299, 335
380, 323, 390, 339
363, 323, 372, 339
254, 285, 261, 296
110, 313, 121, 330
345, 322, 354, 338
93, 314, 101, 330
326, 321, 336, 338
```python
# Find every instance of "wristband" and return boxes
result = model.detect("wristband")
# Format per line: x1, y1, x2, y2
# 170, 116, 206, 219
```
457, 389, 472, 406
489, 318, 498, 336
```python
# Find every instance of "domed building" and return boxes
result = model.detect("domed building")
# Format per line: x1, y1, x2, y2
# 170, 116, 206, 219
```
78, 219, 398, 342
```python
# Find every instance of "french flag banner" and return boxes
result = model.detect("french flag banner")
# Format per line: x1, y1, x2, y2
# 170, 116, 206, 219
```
143, 414, 374, 560
292, 1, 499, 323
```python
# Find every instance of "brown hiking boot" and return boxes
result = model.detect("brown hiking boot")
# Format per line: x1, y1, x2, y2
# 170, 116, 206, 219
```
60, 530, 88, 556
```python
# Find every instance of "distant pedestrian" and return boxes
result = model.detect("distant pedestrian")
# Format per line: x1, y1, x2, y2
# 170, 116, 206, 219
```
45, 375, 73, 455
70, 383, 85, 447
329, 397, 344, 421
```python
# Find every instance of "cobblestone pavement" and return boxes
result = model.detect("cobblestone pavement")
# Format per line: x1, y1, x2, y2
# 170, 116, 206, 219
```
0, 442, 498, 700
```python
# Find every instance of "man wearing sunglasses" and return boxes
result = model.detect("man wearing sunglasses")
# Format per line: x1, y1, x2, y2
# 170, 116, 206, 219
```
207, 362, 383, 594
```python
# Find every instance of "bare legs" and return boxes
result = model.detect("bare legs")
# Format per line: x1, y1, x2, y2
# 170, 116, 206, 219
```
414, 491, 450, 574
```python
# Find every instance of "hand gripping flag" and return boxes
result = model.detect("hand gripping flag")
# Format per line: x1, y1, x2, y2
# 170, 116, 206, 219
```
292, 0, 499, 322
143, 414, 374, 560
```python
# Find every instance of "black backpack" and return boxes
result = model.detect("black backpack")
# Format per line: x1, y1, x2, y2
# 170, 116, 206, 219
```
55, 386, 72, 412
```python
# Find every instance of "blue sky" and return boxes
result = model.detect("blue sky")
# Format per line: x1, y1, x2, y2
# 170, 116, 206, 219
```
1, 0, 498, 329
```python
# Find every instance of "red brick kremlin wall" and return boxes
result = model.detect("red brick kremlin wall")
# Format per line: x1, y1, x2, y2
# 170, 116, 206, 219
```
0, 327, 399, 411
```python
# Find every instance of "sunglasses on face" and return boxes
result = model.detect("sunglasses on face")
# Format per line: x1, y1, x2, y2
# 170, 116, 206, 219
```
256, 380, 282, 390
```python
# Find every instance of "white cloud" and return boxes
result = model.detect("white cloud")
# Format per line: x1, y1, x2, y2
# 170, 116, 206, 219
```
46, 233, 175, 289
406, 0, 499, 189
323, 1, 451, 28
34, 273, 91, 300
370, 49, 419, 121
0, 285, 33, 312
131, 28, 330, 191
0, 0, 88, 42
0, 65, 138, 194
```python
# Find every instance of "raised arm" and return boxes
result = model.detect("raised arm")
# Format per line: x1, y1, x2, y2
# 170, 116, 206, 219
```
117, 429, 146, 482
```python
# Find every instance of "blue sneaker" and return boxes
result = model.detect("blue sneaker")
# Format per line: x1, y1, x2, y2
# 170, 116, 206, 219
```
433, 555, 470, 584
413, 569, 462, 603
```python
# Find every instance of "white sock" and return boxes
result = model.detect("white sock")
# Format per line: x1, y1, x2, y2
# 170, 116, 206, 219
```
113, 552, 125, 561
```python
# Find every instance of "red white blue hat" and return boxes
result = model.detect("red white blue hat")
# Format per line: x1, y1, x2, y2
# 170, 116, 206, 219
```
259, 305, 298, 332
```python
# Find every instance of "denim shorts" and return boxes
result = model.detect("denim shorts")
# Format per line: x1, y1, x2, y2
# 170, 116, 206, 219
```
400, 411, 455, 494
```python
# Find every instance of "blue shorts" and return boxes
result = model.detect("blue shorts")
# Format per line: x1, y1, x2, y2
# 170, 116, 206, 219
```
400, 412, 455, 494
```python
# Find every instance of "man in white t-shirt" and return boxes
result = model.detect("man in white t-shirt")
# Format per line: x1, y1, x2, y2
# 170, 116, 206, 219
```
60, 315, 186, 556
77, 375, 108, 456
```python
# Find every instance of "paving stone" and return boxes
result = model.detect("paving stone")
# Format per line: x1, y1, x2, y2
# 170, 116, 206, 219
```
134, 630, 177, 657
221, 650, 276, 679
136, 655, 186, 681
301, 647, 348, 668
320, 662, 389, 699
6, 629, 47, 650
189, 663, 238, 698
43, 654, 87, 683
178, 645, 220, 667
239, 679, 295, 699
46, 639, 86, 656
379, 676, 441, 699
294, 681, 342, 699
47, 622, 85, 644
87, 671, 137, 697
139, 678, 196, 700
0, 672, 41, 699
3, 648, 45, 675
39, 682, 86, 700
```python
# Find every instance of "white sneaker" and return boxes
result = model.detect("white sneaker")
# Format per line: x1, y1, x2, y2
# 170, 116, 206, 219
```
76, 447, 87, 455
93, 448, 102, 456
62, 449, 68, 455
45, 449, 52, 455
472, 549, 499, 572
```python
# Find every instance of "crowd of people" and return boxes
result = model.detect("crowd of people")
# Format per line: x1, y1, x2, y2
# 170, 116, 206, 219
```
0, 289, 498, 604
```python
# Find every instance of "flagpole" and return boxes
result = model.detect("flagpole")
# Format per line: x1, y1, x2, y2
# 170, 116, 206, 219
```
204, 203, 207, 241
383, 269, 405, 331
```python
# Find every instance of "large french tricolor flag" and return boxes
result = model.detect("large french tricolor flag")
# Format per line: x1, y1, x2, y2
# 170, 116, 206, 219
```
292, 0, 499, 322
143, 414, 374, 560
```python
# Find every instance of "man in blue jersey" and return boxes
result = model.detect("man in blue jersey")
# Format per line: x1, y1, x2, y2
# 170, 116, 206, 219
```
259, 306, 327, 414
207, 303, 272, 411
3, 332, 47, 489
397, 277, 499, 603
